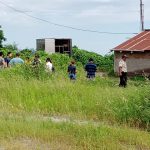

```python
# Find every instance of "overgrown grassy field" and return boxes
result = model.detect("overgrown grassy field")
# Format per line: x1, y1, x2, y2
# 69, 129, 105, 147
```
0, 64, 150, 149
1, 117, 150, 150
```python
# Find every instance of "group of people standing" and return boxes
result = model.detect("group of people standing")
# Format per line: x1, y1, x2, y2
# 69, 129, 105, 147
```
0, 51, 98, 80
0, 51, 128, 87
68, 58, 97, 80
0, 51, 26, 68
68, 55, 128, 88
0, 51, 54, 72
0, 51, 24, 68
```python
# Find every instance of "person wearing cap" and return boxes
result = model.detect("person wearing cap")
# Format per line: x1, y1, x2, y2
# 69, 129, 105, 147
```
85, 58, 97, 79
119, 55, 128, 87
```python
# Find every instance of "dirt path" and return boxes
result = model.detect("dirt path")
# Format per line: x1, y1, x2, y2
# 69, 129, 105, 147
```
0, 113, 104, 127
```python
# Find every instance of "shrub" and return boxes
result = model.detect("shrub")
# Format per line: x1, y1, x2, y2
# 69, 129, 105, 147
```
72, 47, 114, 72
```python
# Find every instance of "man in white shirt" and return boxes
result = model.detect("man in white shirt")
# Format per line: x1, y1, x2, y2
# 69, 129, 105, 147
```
46, 58, 53, 72
119, 55, 128, 87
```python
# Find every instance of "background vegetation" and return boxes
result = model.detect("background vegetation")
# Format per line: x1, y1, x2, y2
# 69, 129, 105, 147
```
0, 27, 149, 149
0, 25, 6, 48
0, 46, 150, 149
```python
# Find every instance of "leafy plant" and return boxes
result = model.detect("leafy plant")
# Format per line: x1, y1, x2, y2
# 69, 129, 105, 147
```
0, 25, 6, 48
72, 47, 114, 72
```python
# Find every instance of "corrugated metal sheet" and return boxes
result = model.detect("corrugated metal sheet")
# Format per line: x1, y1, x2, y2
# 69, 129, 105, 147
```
113, 30, 150, 51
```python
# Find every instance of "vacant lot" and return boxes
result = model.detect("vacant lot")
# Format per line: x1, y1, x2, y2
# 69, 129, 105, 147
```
0, 68, 150, 149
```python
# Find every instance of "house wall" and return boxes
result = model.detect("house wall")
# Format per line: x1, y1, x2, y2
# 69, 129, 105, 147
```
45, 39, 55, 54
114, 51, 150, 75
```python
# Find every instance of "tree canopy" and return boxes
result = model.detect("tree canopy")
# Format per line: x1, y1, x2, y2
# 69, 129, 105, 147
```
0, 25, 6, 48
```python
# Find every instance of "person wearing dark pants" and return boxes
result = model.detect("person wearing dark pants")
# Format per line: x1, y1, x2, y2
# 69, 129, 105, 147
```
68, 61, 77, 80
85, 58, 97, 80
119, 55, 128, 87
119, 72, 127, 87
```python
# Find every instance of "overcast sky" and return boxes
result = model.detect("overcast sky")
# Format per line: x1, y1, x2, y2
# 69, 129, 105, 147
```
0, 0, 150, 55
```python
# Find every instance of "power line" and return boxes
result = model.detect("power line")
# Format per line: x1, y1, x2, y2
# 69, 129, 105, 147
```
0, 1, 138, 35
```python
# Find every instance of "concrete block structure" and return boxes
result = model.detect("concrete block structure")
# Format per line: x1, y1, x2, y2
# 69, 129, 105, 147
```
36, 38, 72, 56
112, 29, 150, 75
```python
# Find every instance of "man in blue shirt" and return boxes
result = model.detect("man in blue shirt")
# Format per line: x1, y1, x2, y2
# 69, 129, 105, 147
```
85, 58, 97, 79
9, 53, 24, 66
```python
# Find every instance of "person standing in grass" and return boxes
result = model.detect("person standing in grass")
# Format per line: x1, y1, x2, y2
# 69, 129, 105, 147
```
32, 55, 41, 67
32, 55, 41, 79
119, 55, 128, 88
9, 53, 24, 66
4, 52, 13, 67
0, 51, 5, 69
68, 61, 77, 80
25, 57, 31, 65
85, 58, 97, 80
45, 58, 53, 72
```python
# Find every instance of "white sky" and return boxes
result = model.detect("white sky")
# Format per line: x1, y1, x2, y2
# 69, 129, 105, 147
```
0, 0, 150, 55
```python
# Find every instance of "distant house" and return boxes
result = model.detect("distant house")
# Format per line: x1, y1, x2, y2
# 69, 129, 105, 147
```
36, 38, 72, 56
112, 29, 150, 75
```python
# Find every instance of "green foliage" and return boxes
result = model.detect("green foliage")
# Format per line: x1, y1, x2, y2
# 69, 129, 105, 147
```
4, 43, 18, 51
0, 43, 18, 56
130, 75, 146, 81
1, 117, 150, 149
35, 50, 48, 58
1, 42, 150, 149
50, 53, 70, 70
114, 89, 150, 128
72, 47, 114, 72
1, 46, 150, 128
20, 49, 34, 59
12, 64, 52, 80
0, 68, 150, 129
72, 47, 103, 65
1, 44, 114, 73
0, 25, 6, 48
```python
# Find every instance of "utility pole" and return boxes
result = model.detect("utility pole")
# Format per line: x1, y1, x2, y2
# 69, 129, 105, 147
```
140, 0, 144, 31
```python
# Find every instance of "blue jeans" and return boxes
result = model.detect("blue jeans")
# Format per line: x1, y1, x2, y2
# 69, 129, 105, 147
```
69, 74, 76, 80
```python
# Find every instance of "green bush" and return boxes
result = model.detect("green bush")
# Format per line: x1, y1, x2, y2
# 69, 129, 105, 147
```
72, 47, 114, 72
112, 86, 150, 128
130, 75, 146, 81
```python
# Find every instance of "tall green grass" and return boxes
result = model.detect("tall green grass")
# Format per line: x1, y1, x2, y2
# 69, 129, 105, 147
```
0, 65, 150, 128
1, 116, 150, 150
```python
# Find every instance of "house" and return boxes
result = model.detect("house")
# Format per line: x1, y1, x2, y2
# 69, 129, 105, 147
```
36, 38, 72, 56
112, 29, 150, 75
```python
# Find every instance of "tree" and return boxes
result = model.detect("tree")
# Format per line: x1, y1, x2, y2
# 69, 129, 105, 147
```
4, 43, 18, 51
0, 25, 6, 48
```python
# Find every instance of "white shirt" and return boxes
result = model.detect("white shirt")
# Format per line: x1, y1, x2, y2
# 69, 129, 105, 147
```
46, 62, 53, 72
119, 59, 127, 72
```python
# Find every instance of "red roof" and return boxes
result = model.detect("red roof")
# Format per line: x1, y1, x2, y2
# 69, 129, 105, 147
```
113, 30, 150, 51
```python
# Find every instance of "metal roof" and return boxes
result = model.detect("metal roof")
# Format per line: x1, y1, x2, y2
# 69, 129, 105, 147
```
112, 30, 150, 52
